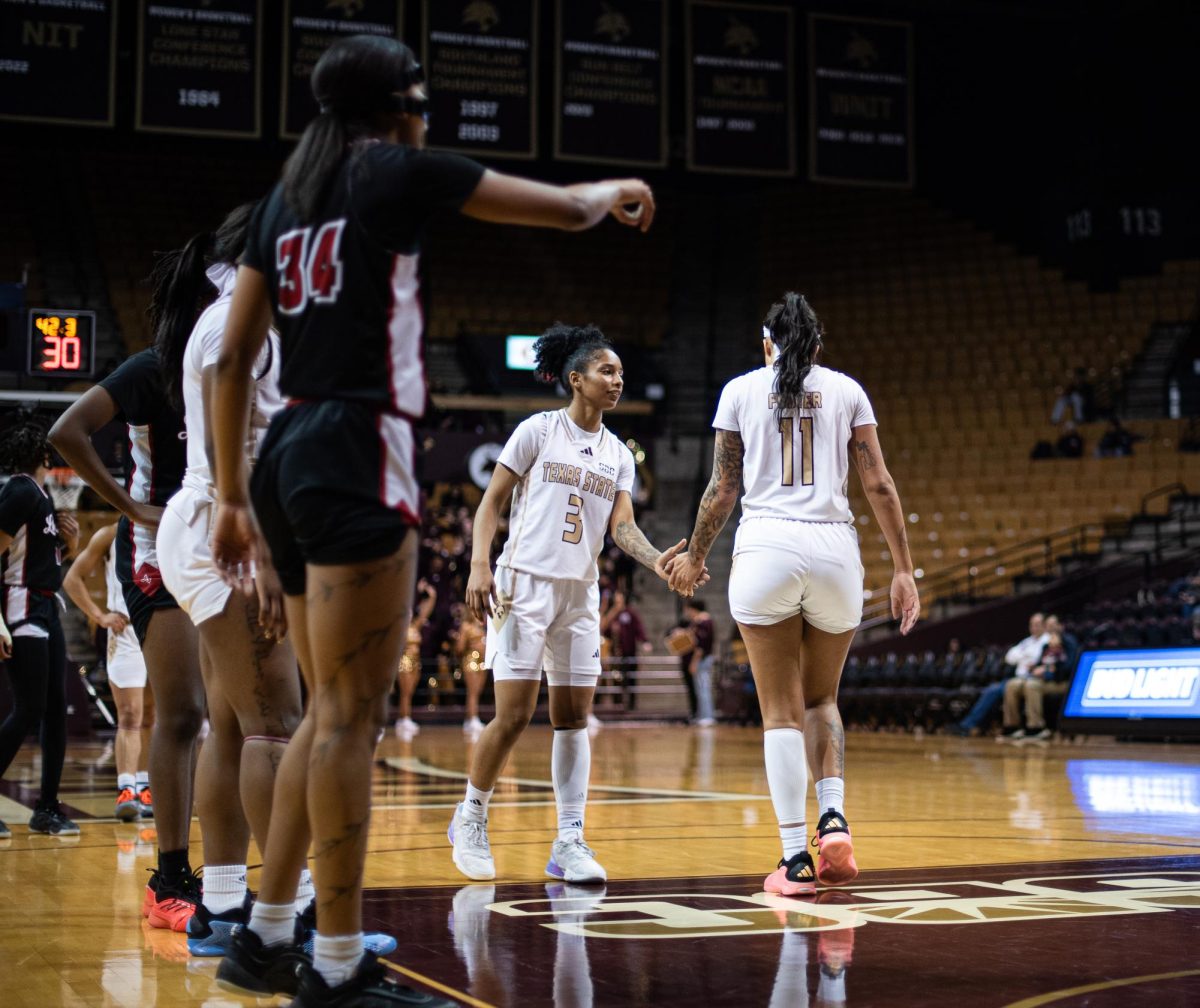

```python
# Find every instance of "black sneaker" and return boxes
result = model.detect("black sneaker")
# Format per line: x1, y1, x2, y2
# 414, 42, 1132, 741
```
216, 923, 310, 997
29, 805, 80, 836
0, 819, 10, 839
764, 849, 816, 895
187, 891, 253, 957
292, 954, 460, 1007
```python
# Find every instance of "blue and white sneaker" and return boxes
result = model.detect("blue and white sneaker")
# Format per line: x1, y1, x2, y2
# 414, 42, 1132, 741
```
187, 896, 251, 957
546, 837, 607, 884
296, 899, 398, 956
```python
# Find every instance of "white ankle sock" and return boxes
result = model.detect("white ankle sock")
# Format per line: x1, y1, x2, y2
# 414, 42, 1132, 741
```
249, 901, 296, 948
135, 771, 149, 789
314, 932, 364, 987
764, 728, 808, 859
815, 777, 845, 817
553, 728, 590, 842
294, 868, 315, 914
462, 783, 493, 823
202, 863, 247, 915
117, 773, 135, 790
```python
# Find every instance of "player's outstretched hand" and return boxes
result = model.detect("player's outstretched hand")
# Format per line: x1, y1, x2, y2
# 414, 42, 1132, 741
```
667, 550, 707, 597
654, 539, 688, 582
608, 179, 655, 232
466, 563, 497, 622
212, 501, 257, 597
892, 571, 920, 635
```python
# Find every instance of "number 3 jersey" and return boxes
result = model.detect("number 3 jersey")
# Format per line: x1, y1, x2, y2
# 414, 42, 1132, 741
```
713, 364, 876, 525
243, 141, 485, 416
495, 410, 636, 582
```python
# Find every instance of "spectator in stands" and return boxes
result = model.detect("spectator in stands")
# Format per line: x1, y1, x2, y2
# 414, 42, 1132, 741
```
1002, 630, 1071, 741
1055, 421, 1084, 458
684, 599, 717, 727
1050, 378, 1083, 425
952, 613, 1046, 737
1044, 614, 1078, 668
601, 590, 648, 712
1096, 417, 1141, 457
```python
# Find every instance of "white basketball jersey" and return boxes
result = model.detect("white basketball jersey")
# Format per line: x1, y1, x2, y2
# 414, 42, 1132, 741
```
495, 410, 635, 582
105, 538, 130, 618
713, 364, 876, 524
181, 263, 283, 485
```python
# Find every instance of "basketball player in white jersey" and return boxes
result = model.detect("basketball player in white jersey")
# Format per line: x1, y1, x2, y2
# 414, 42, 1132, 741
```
153, 205, 305, 956
669, 292, 919, 894
62, 522, 154, 822
451, 323, 700, 883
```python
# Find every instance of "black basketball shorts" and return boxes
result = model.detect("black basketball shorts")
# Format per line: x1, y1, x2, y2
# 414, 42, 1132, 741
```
115, 514, 180, 645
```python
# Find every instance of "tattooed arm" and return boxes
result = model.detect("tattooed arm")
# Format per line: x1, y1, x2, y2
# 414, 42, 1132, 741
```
609, 491, 691, 581
850, 423, 920, 634
667, 429, 743, 595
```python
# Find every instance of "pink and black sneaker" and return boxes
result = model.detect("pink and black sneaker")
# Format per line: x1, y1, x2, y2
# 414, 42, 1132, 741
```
764, 850, 816, 896
813, 809, 857, 886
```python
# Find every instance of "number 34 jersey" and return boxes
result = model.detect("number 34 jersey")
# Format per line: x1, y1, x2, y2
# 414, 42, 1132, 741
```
713, 364, 876, 525
495, 410, 635, 582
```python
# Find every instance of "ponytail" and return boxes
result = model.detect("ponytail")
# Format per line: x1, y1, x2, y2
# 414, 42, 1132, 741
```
532, 322, 611, 393
763, 292, 823, 426
282, 112, 349, 223
148, 232, 211, 412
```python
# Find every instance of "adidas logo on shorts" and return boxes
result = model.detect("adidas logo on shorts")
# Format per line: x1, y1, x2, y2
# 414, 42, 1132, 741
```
592, 649, 600, 658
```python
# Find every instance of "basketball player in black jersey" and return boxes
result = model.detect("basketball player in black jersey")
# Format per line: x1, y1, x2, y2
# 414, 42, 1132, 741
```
51, 349, 205, 928
0, 420, 79, 838
210, 33, 655, 1008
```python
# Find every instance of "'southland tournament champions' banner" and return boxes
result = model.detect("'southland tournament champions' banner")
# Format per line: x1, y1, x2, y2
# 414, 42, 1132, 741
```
424, 0, 537, 159
0, 0, 115, 126
686, 0, 794, 176
282, 0, 404, 139
809, 14, 913, 187
136, 0, 262, 137
554, 0, 667, 167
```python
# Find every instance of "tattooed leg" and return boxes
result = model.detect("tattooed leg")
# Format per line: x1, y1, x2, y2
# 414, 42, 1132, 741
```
799, 622, 856, 782
305, 532, 418, 935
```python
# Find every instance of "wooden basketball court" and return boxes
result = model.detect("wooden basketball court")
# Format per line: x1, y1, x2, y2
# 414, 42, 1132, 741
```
2, 725, 1198, 1006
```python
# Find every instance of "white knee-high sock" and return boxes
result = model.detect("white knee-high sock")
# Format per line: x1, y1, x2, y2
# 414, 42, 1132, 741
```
552, 728, 590, 842
764, 728, 808, 859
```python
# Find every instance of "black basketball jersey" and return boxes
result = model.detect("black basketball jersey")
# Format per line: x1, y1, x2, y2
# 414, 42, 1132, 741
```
243, 142, 485, 418
0, 473, 63, 596
99, 348, 187, 507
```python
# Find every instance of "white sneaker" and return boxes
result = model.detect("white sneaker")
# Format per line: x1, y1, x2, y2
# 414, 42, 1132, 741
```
463, 716, 484, 733
696, 718, 716, 727
394, 716, 419, 737
449, 803, 495, 880
546, 836, 607, 883
586, 713, 601, 730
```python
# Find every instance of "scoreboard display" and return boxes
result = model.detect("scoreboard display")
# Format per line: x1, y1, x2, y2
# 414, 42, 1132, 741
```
27, 310, 96, 378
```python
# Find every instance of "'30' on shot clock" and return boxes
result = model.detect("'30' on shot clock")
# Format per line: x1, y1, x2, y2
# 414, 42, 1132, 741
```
27, 309, 96, 377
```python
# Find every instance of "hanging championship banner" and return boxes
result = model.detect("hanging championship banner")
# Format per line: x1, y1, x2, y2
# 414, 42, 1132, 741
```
0, 0, 116, 126
423, 0, 537, 159
554, 0, 667, 167
282, 0, 405, 139
136, 0, 261, 137
809, 14, 913, 187
686, 1, 794, 176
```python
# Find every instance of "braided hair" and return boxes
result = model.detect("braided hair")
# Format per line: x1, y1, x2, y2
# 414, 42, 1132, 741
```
0, 418, 50, 475
532, 323, 613, 395
147, 202, 256, 411
763, 292, 823, 426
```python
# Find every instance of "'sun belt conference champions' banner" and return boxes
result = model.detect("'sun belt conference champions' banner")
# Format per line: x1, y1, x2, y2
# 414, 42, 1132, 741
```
686, 1, 794, 176
136, 0, 261, 137
0, 0, 115, 126
554, 0, 667, 168
809, 13, 913, 187
424, 0, 537, 159
282, 0, 404, 139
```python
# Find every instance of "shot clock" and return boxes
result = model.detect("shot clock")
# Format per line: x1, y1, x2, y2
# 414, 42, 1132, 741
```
27, 310, 96, 378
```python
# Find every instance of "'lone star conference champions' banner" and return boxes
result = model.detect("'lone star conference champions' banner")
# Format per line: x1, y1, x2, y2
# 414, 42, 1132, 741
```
423, 0, 537, 159
282, 0, 404, 139
136, 0, 262, 137
809, 14, 913, 187
686, 1, 794, 176
0, 0, 115, 126
555, 0, 667, 168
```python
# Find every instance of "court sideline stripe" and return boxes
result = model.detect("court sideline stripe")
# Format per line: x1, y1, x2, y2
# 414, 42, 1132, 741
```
1003, 968, 1200, 1007
382, 959, 496, 1008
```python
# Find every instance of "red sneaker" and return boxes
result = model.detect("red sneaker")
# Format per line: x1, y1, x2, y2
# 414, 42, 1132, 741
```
764, 850, 817, 896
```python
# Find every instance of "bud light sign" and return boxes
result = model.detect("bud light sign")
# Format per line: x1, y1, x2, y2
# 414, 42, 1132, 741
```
1062, 649, 1200, 736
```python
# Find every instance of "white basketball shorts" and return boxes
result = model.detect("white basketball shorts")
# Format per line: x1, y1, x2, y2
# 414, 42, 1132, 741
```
157, 484, 231, 627
485, 566, 601, 685
107, 623, 147, 688
728, 517, 864, 633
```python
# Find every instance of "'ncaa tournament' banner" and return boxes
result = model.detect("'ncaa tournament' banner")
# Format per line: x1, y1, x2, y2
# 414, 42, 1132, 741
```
423, 0, 537, 159
282, 0, 404, 139
686, 1, 794, 176
809, 13, 913, 187
0, 0, 115, 126
554, 0, 667, 168
136, 0, 261, 137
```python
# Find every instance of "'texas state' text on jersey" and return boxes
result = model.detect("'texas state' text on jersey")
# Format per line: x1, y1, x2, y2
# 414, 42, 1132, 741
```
0, 474, 63, 630
496, 410, 636, 582
243, 142, 484, 416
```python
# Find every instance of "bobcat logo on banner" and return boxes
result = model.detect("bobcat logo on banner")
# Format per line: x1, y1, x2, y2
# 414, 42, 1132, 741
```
462, 1, 500, 32
595, 2, 631, 43
326, 0, 365, 16
723, 15, 758, 56
846, 29, 878, 69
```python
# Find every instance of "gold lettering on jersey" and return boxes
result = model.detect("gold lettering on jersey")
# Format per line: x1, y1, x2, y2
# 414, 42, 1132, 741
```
581, 470, 617, 502
768, 392, 823, 410
542, 462, 583, 487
